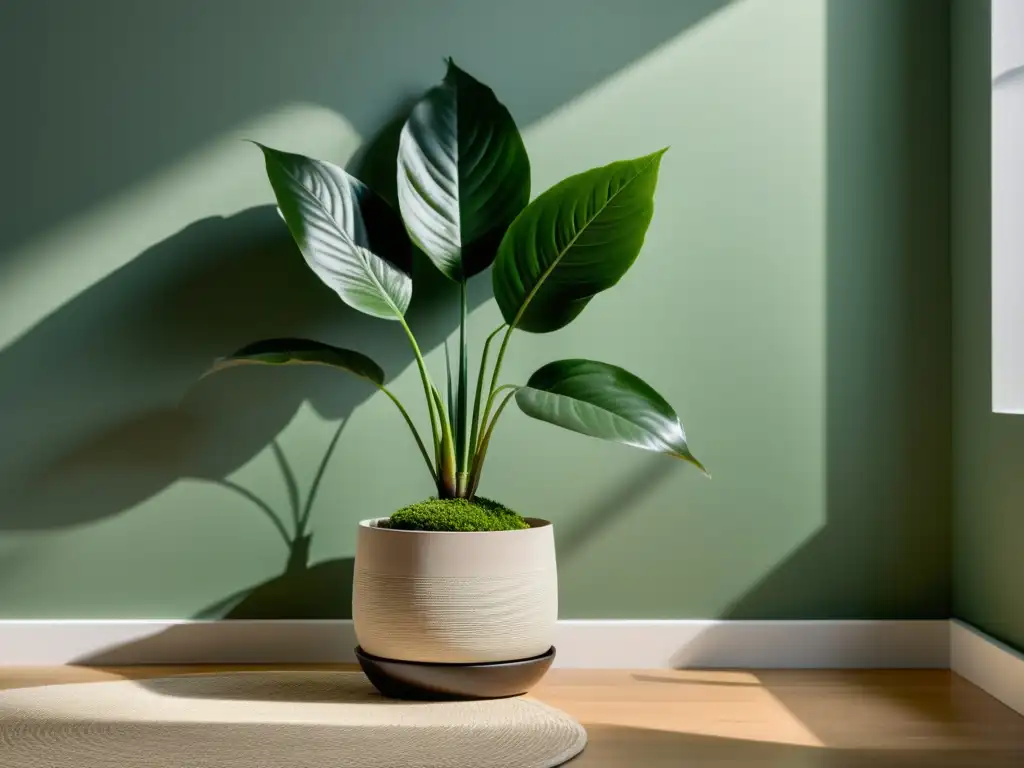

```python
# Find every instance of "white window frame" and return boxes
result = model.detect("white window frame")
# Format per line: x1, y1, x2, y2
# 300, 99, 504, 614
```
992, 0, 1024, 413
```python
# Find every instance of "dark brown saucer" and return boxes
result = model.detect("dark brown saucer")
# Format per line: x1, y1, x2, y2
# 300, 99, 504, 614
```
355, 645, 556, 701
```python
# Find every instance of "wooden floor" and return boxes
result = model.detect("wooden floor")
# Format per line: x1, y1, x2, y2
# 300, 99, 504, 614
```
2, 666, 1024, 766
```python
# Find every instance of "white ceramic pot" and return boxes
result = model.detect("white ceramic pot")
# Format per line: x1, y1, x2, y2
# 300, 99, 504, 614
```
353, 517, 558, 664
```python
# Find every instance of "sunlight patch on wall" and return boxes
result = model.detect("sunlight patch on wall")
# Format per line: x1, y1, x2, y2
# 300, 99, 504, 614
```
504, 0, 827, 616
0, 105, 359, 351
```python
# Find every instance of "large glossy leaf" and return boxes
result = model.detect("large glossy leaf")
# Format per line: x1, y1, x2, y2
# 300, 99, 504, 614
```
397, 59, 530, 281
515, 359, 704, 470
203, 338, 384, 386
493, 150, 665, 333
257, 144, 412, 320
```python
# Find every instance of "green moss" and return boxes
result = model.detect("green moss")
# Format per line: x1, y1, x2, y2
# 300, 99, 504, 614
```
382, 496, 529, 532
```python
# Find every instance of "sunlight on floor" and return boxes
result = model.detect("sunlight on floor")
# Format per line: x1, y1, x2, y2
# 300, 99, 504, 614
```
533, 669, 824, 748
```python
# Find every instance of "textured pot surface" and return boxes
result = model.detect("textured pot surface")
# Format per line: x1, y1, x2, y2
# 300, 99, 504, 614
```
353, 518, 558, 664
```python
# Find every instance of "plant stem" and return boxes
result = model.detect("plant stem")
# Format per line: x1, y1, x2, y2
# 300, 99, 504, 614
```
398, 316, 442, 478
379, 386, 437, 485
299, 418, 347, 534
456, 279, 470, 480
431, 385, 457, 496
478, 325, 515, 450
467, 388, 518, 497
470, 323, 506, 457
444, 340, 455, 435
483, 383, 519, 412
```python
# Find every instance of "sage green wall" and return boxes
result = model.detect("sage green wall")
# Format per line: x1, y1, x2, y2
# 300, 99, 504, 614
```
952, 0, 1024, 653
0, 0, 950, 622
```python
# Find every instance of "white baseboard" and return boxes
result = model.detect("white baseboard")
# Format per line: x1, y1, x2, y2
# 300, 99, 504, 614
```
557, 619, 949, 669
0, 620, 358, 667
0, 619, 949, 668
951, 620, 1024, 717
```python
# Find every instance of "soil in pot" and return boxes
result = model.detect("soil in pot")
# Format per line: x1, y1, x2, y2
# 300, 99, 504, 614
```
379, 496, 529, 532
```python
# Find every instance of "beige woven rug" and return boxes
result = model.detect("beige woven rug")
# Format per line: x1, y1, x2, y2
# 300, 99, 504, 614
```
0, 671, 587, 767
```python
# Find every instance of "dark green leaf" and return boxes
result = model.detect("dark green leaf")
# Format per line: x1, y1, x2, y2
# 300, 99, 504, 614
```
204, 338, 385, 386
397, 59, 530, 281
257, 143, 412, 320
515, 359, 704, 470
493, 150, 665, 333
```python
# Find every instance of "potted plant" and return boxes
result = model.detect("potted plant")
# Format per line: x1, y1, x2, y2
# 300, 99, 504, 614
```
199, 60, 705, 698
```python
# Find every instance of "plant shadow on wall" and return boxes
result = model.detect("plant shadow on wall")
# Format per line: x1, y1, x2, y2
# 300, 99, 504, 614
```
191, 421, 354, 621
1, 0, 735, 261
185, 46, 709, 628
93, 427, 360, 621
0, 0, 736, 620
0, 113, 497, 620
0, 69, 693, 624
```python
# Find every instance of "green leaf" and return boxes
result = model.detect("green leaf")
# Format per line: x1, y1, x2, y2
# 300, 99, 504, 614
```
515, 359, 704, 471
204, 338, 385, 386
493, 150, 666, 333
397, 59, 530, 281
257, 143, 412, 320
